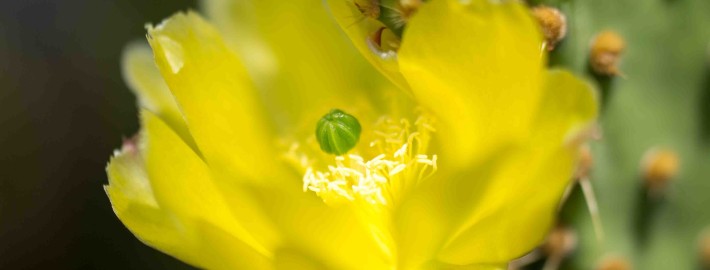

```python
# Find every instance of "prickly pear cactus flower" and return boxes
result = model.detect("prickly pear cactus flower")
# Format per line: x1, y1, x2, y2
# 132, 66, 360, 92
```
105, 0, 598, 269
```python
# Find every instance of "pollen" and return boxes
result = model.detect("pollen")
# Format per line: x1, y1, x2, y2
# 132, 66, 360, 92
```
285, 114, 438, 205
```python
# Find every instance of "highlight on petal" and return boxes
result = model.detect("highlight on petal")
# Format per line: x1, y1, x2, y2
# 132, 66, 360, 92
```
147, 11, 277, 181
399, 0, 545, 168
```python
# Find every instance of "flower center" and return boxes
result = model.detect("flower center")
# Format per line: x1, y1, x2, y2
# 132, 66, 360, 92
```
284, 114, 438, 206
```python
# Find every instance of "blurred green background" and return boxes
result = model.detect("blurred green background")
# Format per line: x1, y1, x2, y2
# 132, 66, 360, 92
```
0, 0, 195, 268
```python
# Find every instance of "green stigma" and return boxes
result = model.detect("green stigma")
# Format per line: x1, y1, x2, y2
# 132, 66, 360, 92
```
316, 109, 361, 155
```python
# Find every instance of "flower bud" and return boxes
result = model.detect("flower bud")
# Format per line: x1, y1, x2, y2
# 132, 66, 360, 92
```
543, 225, 577, 257
531, 6, 567, 51
596, 255, 632, 270
699, 228, 710, 268
640, 147, 680, 197
316, 109, 362, 155
590, 31, 626, 76
576, 144, 593, 179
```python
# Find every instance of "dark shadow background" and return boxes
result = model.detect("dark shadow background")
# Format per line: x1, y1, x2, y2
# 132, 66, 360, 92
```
0, 1, 197, 269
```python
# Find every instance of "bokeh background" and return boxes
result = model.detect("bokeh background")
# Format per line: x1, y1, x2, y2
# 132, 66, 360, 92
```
0, 0, 196, 268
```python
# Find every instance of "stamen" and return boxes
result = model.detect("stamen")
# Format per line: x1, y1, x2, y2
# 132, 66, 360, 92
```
287, 114, 438, 206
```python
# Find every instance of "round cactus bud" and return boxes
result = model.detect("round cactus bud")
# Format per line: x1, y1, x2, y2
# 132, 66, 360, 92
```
698, 228, 710, 268
531, 5, 567, 51
543, 225, 578, 257
641, 147, 680, 198
316, 109, 362, 156
576, 144, 594, 179
596, 255, 632, 270
590, 30, 626, 76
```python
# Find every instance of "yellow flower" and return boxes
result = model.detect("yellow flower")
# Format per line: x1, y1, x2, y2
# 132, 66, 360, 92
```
105, 0, 598, 269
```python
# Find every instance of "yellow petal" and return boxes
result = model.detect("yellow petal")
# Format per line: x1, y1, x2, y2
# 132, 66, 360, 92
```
105, 144, 201, 267
141, 110, 274, 266
202, 0, 391, 134
272, 248, 331, 270
147, 12, 277, 180
105, 141, 158, 209
435, 147, 574, 264
393, 70, 597, 266
121, 41, 197, 151
206, 170, 392, 268
436, 70, 598, 264
106, 192, 203, 266
145, 12, 392, 268
393, 151, 508, 268
105, 138, 267, 269
398, 0, 545, 168
194, 220, 272, 270
531, 70, 599, 148
246, 185, 393, 269
325, 0, 410, 90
